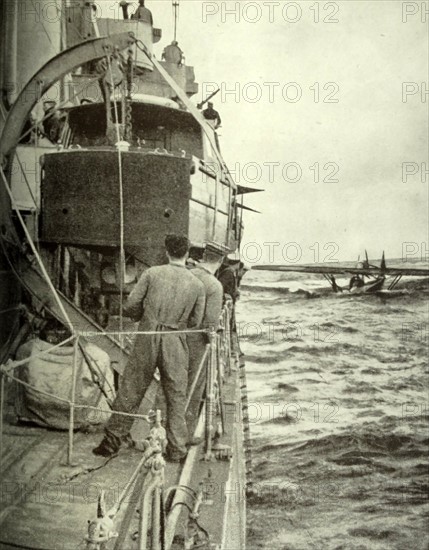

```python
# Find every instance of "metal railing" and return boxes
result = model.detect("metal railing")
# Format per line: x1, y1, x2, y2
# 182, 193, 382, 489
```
0, 301, 237, 549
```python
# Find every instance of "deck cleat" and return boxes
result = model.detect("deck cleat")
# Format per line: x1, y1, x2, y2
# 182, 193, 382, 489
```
212, 443, 232, 461
85, 491, 118, 550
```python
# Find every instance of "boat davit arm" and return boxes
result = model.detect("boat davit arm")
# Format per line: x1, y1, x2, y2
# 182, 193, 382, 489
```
0, 32, 136, 166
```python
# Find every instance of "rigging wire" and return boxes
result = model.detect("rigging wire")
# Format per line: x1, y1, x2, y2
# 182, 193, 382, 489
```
0, 247, 115, 400
14, 73, 107, 145
105, 53, 126, 372
0, 167, 74, 334
0, 306, 21, 316
30, 0, 54, 46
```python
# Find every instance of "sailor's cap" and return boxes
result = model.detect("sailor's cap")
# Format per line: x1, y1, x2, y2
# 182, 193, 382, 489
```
205, 242, 230, 256
225, 251, 241, 264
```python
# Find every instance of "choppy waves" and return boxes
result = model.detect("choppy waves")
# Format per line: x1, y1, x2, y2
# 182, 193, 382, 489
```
240, 269, 429, 550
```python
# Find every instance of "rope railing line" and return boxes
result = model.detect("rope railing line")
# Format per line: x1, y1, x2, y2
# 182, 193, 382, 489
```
0, 300, 242, 550
3, 346, 221, 425
0, 335, 76, 373
0, 306, 22, 316
0, 328, 208, 373
0, 302, 234, 469
77, 329, 209, 337
1, 370, 151, 423
3, 370, 74, 405
72, 404, 148, 420
0, 315, 227, 409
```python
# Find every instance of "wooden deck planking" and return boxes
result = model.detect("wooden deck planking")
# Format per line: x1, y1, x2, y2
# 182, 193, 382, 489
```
0, 428, 149, 549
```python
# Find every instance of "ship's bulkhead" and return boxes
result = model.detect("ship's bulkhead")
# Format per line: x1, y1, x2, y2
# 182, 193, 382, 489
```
33, 100, 235, 318
0, 0, 239, 331
41, 150, 191, 263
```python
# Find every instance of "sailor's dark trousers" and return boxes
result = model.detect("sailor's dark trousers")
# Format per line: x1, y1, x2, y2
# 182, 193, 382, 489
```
106, 329, 189, 456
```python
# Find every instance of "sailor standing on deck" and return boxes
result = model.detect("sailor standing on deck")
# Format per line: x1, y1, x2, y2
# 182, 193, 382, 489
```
130, 0, 153, 24
202, 102, 222, 130
218, 258, 248, 355
93, 234, 205, 462
186, 245, 223, 439
162, 41, 184, 66
218, 257, 241, 303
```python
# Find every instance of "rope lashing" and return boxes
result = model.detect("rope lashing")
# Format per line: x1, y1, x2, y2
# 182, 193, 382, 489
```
85, 411, 167, 550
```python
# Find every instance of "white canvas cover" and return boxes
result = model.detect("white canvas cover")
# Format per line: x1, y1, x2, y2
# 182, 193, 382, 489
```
15, 339, 115, 430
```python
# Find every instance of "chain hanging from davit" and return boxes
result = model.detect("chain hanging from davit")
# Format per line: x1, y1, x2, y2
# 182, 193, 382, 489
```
98, 46, 134, 145
124, 47, 134, 143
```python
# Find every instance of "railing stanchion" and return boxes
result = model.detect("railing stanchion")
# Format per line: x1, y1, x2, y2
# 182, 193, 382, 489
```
226, 304, 232, 375
68, 335, 79, 466
238, 355, 253, 494
204, 329, 217, 459
152, 484, 161, 550
0, 371, 5, 468
185, 344, 209, 413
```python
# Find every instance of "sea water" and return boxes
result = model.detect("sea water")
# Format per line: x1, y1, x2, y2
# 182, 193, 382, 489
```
239, 265, 428, 550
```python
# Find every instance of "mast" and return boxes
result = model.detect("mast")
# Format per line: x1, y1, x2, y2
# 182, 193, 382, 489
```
172, 0, 179, 42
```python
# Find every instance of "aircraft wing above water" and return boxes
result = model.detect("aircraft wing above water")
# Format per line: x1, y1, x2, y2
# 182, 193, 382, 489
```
252, 264, 429, 277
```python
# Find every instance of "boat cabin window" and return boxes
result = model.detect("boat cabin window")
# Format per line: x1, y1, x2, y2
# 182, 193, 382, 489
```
68, 103, 204, 158
68, 104, 108, 146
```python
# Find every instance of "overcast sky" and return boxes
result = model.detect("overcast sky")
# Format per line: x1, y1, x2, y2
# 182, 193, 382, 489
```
101, 1, 428, 263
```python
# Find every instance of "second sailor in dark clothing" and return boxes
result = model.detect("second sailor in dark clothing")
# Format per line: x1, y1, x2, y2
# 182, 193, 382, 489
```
218, 258, 240, 303
186, 247, 223, 439
218, 258, 248, 356
93, 234, 205, 461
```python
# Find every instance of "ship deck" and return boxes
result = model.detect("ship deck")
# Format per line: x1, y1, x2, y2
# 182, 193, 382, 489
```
0, 364, 244, 550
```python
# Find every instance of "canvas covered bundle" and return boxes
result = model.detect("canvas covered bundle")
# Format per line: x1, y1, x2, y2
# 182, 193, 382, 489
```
14, 339, 115, 430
